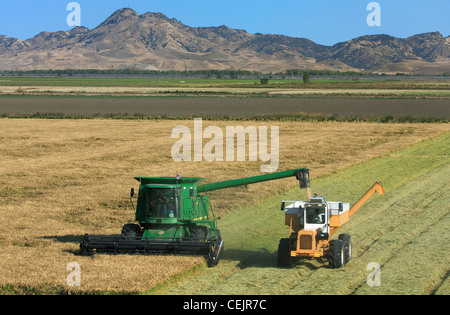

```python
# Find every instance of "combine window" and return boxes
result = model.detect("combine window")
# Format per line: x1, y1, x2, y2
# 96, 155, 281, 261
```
146, 188, 181, 218
306, 207, 326, 224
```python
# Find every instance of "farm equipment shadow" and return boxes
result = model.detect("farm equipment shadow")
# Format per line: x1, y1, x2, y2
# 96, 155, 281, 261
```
43, 236, 327, 270
42, 235, 84, 255
222, 248, 275, 269
223, 248, 325, 270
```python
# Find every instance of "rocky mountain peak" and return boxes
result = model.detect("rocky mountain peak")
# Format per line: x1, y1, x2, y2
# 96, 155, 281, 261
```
0, 8, 448, 74
100, 8, 139, 26
68, 26, 90, 35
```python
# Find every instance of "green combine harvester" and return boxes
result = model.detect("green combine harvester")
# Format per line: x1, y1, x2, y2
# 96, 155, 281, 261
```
80, 168, 309, 267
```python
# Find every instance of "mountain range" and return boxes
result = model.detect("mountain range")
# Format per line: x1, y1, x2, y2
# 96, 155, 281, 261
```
1, 8, 449, 74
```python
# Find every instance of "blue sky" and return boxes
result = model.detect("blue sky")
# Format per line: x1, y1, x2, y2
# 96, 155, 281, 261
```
0, 0, 448, 46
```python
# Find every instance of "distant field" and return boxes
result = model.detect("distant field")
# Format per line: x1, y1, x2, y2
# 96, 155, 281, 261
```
0, 77, 449, 99
0, 119, 448, 294
1, 97, 449, 121
0, 77, 263, 87
0, 76, 449, 89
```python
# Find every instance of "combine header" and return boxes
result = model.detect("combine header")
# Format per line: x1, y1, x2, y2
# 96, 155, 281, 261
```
80, 168, 310, 267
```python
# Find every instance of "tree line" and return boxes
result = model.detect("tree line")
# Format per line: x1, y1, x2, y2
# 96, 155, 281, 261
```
2, 69, 263, 77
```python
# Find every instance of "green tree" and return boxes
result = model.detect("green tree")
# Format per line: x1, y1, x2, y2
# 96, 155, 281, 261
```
303, 71, 310, 84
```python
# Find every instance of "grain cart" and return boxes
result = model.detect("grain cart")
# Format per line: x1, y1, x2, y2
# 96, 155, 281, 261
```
278, 177, 385, 268
80, 168, 310, 267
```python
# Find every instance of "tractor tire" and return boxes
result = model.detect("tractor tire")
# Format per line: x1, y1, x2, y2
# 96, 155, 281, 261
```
328, 239, 344, 269
207, 235, 224, 267
277, 238, 296, 268
121, 224, 142, 238
339, 234, 352, 264
190, 225, 209, 242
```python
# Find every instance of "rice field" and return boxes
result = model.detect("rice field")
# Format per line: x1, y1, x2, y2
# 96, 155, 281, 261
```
159, 132, 450, 295
1, 97, 449, 121
0, 118, 448, 294
0, 76, 449, 99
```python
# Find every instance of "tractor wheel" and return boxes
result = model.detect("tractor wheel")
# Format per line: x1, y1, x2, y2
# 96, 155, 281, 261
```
80, 234, 93, 256
328, 239, 344, 269
339, 234, 352, 264
190, 225, 209, 242
277, 238, 296, 268
207, 236, 224, 267
121, 224, 142, 238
